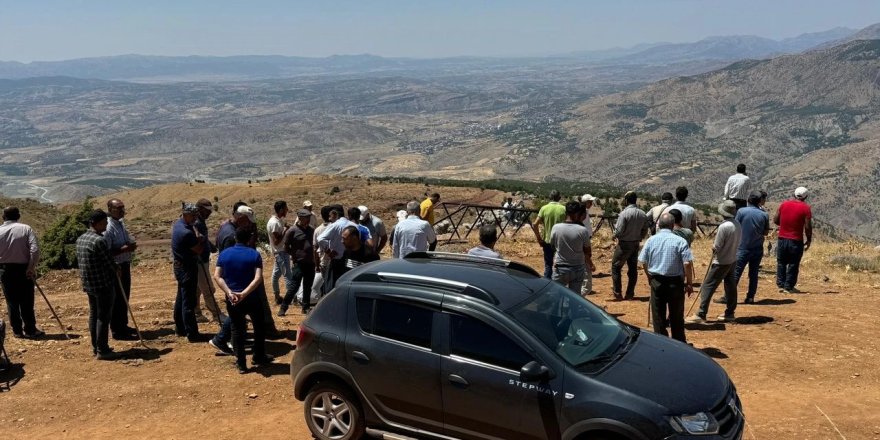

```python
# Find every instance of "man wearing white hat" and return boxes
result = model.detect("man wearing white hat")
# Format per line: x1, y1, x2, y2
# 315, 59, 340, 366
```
303, 201, 319, 228
358, 205, 388, 253
773, 187, 812, 293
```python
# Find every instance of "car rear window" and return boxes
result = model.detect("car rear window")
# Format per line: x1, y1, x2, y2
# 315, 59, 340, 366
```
357, 297, 433, 349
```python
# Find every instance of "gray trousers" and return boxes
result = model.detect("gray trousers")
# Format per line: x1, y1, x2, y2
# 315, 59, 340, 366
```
611, 241, 640, 297
696, 262, 737, 318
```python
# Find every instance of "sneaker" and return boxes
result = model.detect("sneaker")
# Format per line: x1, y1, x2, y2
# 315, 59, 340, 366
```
784, 287, 803, 294
252, 354, 275, 365
23, 329, 45, 339
743, 297, 755, 305
712, 297, 727, 304
195, 314, 209, 324
686, 315, 707, 324
277, 306, 288, 317
112, 332, 139, 341
716, 314, 735, 322
96, 350, 119, 361
209, 338, 234, 356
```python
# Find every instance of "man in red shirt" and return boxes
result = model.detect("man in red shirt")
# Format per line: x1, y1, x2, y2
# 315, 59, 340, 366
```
773, 187, 812, 293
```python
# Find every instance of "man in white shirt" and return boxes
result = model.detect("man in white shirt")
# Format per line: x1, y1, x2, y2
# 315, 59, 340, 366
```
661, 186, 697, 231
267, 201, 291, 305
579, 194, 598, 295
391, 201, 436, 259
724, 164, 752, 209
0, 207, 41, 338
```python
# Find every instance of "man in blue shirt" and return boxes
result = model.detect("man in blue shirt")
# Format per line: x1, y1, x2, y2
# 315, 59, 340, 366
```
171, 203, 205, 341
104, 199, 138, 341
214, 226, 273, 374
639, 214, 694, 343
734, 191, 770, 304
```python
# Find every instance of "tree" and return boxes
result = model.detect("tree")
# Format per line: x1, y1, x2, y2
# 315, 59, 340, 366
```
40, 198, 94, 271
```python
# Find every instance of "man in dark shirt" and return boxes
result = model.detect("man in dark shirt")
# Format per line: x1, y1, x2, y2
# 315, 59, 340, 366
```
341, 225, 379, 276
214, 226, 273, 374
171, 203, 205, 341
279, 209, 316, 316
75, 210, 119, 359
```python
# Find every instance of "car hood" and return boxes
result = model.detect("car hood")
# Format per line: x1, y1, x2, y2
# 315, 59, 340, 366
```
595, 332, 730, 413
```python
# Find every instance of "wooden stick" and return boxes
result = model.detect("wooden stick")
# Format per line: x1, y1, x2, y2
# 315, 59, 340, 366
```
33, 281, 70, 340
815, 405, 846, 440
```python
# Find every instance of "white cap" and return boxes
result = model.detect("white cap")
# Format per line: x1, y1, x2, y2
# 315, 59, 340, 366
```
794, 187, 809, 200
303, 200, 313, 207
581, 194, 597, 202
396, 210, 407, 222
358, 205, 369, 221
235, 205, 255, 223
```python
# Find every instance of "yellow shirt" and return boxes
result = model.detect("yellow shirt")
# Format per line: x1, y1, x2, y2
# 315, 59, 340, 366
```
420, 198, 435, 225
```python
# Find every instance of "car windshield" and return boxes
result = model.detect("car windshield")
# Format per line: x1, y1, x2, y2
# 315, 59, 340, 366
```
508, 283, 629, 367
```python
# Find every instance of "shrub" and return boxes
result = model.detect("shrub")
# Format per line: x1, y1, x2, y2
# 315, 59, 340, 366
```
40, 198, 94, 271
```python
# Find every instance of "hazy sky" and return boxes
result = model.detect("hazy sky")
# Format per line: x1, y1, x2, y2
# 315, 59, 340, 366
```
1, 0, 878, 62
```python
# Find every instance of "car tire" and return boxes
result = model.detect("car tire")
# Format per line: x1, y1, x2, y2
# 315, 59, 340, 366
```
304, 380, 366, 440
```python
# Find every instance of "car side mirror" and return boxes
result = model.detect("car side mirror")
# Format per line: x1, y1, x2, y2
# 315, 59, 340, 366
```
520, 360, 555, 382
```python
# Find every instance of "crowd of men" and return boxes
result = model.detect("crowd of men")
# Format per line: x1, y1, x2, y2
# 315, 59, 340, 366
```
0, 165, 815, 367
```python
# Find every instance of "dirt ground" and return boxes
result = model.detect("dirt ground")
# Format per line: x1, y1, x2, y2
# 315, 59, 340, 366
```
2, 179, 879, 439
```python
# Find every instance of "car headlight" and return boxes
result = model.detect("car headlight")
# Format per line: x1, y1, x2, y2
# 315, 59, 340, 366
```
670, 412, 720, 435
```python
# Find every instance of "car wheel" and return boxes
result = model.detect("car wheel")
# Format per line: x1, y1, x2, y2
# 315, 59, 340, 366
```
304, 381, 366, 440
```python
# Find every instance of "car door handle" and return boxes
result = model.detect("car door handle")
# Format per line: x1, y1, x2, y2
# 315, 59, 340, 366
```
448, 374, 469, 387
352, 351, 370, 363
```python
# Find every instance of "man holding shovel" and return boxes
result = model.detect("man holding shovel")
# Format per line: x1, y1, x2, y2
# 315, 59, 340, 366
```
0, 206, 43, 339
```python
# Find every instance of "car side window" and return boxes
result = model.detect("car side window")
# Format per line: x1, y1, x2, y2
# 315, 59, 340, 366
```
357, 297, 433, 349
449, 314, 532, 371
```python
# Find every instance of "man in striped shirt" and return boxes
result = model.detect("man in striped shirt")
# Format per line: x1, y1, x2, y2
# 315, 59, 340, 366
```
724, 164, 752, 210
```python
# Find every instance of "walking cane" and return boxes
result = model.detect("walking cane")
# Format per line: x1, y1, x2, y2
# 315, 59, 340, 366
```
686, 250, 716, 316
33, 280, 71, 340
114, 274, 150, 349
198, 263, 223, 326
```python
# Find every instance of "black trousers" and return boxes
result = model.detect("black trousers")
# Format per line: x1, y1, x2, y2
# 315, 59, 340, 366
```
173, 264, 199, 337
110, 262, 131, 334
611, 241, 640, 298
730, 198, 747, 210
649, 274, 686, 343
0, 263, 37, 335
86, 288, 115, 354
282, 262, 316, 309
227, 295, 266, 368
324, 259, 347, 294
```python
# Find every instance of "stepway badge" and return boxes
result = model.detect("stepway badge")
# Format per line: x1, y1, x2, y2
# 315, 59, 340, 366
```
509, 380, 559, 396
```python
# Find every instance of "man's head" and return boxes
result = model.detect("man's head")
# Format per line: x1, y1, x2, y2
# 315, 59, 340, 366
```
232, 201, 248, 216
303, 200, 313, 212
580, 194, 596, 209
794, 186, 809, 201
430, 193, 440, 203
675, 186, 689, 202
296, 209, 312, 228
2, 207, 20, 222
661, 192, 674, 204
274, 200, 288, 218
107, 199, 125, 220
565, 200, 585, 221
657, 213, 675, 231
549, 190, 561, 202
358, 205, 370, 222
406, 200, 420, 216
88, 209, 109, 233
341, 225, 361, 250
479, 224, 498, 249
668, 209, 683, 226
748, 191, 763, 207
737, 163, 746, 174
235, 226, 254, 244
759, 190, 768, 206
718, 200, 737, 219
233, 205, 255, 227
624, 191, 638, 205
196, 198, 213, 220
328, 205, 345, 222
181, 203, 199, 225
319, 205, 332, 223
347, 207, 362, 224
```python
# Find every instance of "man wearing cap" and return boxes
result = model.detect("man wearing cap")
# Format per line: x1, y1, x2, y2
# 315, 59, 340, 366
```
193, 198, 224, 325
774, 187, 812, 293
580, 194, 597, 295
687, 200, 742, 324
0, 206, 42, 339
267, 200, 291, 306
735, 191, 770, 304
611, 191, 649, 300
532, 190, 566, 279
724, 164, 752, 210
279, 209, 316, 316
172, 203, 206, 341
104, 199, 138, 340
391, 201, 436, 259
359, 205, 388, 253
75, 209, 119, 359
646, 192, 674, 235
303, 200, 319, 228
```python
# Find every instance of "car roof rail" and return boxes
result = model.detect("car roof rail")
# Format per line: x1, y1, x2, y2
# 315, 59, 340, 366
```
371, 271, 498, 304
404, 251, 540, 277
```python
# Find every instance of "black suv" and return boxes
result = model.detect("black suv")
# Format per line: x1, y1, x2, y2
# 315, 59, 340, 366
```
291, 253, 744, 440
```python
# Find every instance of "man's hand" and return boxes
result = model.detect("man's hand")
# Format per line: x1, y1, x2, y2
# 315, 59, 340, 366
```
804, 240, 811, 251
26, 268, 37, 280
685, 284, 694, 296
588, 259, 596, 273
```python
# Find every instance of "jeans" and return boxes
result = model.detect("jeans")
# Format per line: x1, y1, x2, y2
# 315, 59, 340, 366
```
541, 242, 555, 279
580, 270, 593, 295
271, 251, 292, 300
173, 264, 199, 338
86, 288, 115, 354
0, 263, 37, 335
696, 263, 737, 318
552, 264, 586, 293
649, 275, 686, 343
776, 238, 804, 290
734, 247, 763, 300
282, 262, 316, 309
110, 262, 131, 334
611, 241, 640, 298
227, 295, 266, 369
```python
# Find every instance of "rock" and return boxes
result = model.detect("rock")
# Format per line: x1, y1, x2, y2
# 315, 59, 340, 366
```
248, 393, 258, 399
822, 275, 830, 282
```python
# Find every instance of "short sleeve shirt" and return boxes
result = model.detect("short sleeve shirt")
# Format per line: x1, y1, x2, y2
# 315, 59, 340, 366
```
420, 199, 436, 225
267, 215, 286, 253
363, 215, 387, 246
537, 202, 566, 243
216, 244, 263, 292
283, 224, 314, 264
550, 222, 590, 266
777, 200, 812, 241
736, 206, 770, 250
104, 217, 133, 264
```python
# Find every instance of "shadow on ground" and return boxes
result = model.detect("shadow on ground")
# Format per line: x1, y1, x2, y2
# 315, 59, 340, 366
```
141, 328, 176, 340
700, 347, 729, 359
685, 322, 726, 331
0, 362, 25, 392
37, 332, 82, 341
117, 347, 173, 361
755, 298, 796, 305
734, 316, 774, 325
